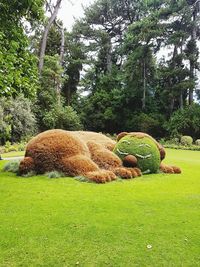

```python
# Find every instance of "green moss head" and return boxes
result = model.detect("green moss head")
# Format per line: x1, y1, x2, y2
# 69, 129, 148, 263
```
113, 135, 161, 174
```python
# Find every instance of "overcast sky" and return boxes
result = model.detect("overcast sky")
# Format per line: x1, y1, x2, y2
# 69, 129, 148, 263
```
58, 0, 95, 30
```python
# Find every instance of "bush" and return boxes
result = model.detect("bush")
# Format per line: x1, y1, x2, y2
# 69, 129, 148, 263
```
125, 113, 166, 138
46, 171, 65, 178
43, 104, 83, 131
0, 95, 37, 144
166, 104, 200, 139
3, 160, 20, 173
195, 139, 200, 146
22, 171, 36, 177
180, 136, 193, 146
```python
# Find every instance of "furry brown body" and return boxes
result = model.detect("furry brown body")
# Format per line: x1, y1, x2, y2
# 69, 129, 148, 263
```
19, 130, 141, 183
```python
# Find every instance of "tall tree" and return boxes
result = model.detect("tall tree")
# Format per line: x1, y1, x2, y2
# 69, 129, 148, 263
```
38, 0, 62, 74
0, 0, 44, 98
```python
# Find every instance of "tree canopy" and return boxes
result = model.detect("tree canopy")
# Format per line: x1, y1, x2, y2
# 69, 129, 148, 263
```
0, 0, 200, 144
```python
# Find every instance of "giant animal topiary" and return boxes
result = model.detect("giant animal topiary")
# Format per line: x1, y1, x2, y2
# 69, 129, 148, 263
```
113, 132, 181, 174
19, 130, 142, 183
19, 130, 181, 183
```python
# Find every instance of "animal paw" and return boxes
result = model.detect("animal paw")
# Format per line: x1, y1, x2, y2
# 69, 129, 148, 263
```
113, 167, 142, 179
85, 170, 116, 183
171, 166, 181, 174
114, 167, 133, 179
160, 163, 181, 174
128, 167, 142, 177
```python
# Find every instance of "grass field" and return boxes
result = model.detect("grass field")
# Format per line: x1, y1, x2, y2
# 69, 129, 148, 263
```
0, 149, 200, 266
1, 151, 25, 158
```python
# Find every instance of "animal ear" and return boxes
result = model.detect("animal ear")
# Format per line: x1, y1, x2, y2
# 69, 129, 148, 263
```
117, 132, 128, 141
159, 145, 166, 160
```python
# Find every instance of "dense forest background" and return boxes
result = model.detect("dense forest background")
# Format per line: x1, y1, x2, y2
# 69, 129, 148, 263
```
0, 0, 200, 144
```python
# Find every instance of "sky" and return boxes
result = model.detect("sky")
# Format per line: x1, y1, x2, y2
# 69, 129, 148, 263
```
58, 0, 95, 30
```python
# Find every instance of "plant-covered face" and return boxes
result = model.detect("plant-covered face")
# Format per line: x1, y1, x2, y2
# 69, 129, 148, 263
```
113, 135, 161, 174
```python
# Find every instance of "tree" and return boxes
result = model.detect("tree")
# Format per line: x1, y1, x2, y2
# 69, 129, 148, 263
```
0, 0, 44, 98
165, 103, 200, 139
38, 0, 62, 74
0, 96, 37, 144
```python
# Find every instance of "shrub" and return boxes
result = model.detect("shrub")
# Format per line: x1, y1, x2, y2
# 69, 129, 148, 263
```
195, 139, 200, 146
46, 171, 65, 178
166, 104, 200, 139
125, 113, 166, 138
43, 104, 83, 131
22, 171, 36, 177
3, 160, 20, 173
181, 136, 193, 146
0, 95, 37, 144
18, 142, 26, 151
7, 145, 18, 152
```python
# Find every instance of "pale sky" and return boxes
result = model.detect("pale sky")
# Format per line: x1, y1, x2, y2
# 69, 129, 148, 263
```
58, 0, 95, 30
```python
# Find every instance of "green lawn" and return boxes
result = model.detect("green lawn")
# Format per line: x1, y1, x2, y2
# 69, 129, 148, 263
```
1, 151, 25, 158
0, 149, 200, 266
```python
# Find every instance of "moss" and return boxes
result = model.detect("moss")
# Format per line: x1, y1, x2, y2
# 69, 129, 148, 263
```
113, 135, 161, 174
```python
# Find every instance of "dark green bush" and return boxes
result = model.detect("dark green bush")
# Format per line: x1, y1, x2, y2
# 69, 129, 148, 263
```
166, 104, 200, 139
43, 104, 83, 131
125, 113, 166, 137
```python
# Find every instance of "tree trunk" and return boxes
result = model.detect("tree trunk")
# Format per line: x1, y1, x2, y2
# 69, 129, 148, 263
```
142, 61, 146, 110
189, 3, 198, 105
55, 22, 65, 104
106, 37, 112, 73
38, 0, 62, 74
180, 90, 183, 110
169, 96, 174, 114
60, 26, 65, 65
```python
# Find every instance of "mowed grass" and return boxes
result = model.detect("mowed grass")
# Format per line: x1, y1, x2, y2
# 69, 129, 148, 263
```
0, 149, 200, 266
1, 151, 25, 158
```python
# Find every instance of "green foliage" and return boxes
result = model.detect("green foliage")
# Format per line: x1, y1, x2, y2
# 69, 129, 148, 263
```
80, 89, 123, 133
0, 95, 37, 144
46, 171, 65, 179
22, 171, 36, 178
166, 104, 200, 139
113, 135, 161, 173
3, 160, 20, 173
43, 104, 83, 130
163, 143, 200, 151
180, 135, 193, 146
124, 113, 166, 137
195, 139, 200, 146
0, 0, 44, 98
0, 141, 26, 154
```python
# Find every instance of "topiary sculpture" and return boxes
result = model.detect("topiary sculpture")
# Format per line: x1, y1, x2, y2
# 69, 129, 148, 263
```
19, 130, 142, 183
19, 130, 181, 183
113, 132, 181, 174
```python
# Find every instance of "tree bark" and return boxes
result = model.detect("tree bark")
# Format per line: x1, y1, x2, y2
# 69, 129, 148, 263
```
60, 26, 65, 65
180, 90, 183, 109
189, 1, 198, 105
142, 61, 146, 110
38, 0, 62, 74
54, 21, 65, 104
